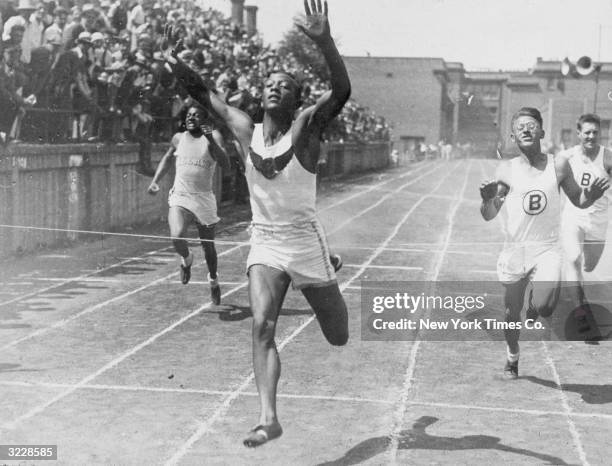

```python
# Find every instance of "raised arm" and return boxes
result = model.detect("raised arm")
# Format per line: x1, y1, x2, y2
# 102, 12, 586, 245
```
296, 0, 351, 130
557, 154, 609, 208
161, 26, 253, 151
204, 126, 230, 171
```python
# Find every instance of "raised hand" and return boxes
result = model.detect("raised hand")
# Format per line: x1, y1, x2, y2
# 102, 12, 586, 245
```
296, 0, 330, 43
201, 124, 214, 136
160, 24, 185, 61
480, 180, 499, 201
585, 177, 610, 201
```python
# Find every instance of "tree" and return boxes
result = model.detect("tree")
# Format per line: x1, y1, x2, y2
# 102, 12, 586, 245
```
277, 14, 331, 81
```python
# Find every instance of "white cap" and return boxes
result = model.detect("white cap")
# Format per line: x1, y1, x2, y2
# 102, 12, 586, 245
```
77, 31, 93, 43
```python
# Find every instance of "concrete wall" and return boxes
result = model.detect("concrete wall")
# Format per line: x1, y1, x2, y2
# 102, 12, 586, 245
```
0, 142, 390, 257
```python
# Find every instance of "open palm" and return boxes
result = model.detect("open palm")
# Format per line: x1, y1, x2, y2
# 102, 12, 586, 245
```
297, 0, 330, 42
160, 24, 185, 60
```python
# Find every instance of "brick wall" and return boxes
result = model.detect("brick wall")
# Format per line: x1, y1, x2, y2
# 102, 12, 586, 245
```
344, 57, 447, 145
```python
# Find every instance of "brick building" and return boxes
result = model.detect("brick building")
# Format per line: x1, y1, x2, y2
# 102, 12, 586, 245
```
343, 57, 457, 155
344, 56, 612, 157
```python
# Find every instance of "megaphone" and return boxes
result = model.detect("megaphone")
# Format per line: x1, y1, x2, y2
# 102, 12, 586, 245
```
561, 57, 572, 76
576, 56, 595, 76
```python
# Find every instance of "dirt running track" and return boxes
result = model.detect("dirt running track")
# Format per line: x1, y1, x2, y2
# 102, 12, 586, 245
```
1, 158, 611, 465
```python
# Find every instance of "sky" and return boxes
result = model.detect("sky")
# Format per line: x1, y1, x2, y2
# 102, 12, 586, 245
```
201, 0, 612, 71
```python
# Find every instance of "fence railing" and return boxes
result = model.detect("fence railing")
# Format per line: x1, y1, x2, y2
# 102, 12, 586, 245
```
5, 106, 175, 144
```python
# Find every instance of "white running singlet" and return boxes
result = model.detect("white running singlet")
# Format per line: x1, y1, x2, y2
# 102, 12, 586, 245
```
500, 153, 560, 245
173, 132, 217, 194
562, 145, 609, 220
496, 154, 562, 283
168, 132, 219, 226
245, 123, 316, 226
244, 123, 335, 288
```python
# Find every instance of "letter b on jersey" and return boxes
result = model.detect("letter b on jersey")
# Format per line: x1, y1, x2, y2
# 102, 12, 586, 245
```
522, 190, 547, 215
580, 172, 592, 187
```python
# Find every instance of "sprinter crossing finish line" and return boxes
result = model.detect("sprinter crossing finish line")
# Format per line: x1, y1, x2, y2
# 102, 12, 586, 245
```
162, 0, 349, 447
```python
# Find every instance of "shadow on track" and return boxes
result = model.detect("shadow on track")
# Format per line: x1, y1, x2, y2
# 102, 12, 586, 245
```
524, 375, 612, 404
317, 416, 569, 465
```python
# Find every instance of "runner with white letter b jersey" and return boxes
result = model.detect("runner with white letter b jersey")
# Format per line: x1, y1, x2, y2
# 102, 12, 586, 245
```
559, 114, 612, 335
501, 153, 561, 244
497, 153, 562, 284
479, 107, 609, 379
562, 144, 610, 241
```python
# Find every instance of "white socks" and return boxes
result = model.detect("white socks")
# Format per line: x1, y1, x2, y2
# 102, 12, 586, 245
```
208, 273, 219, 286
506, 346, 520, 363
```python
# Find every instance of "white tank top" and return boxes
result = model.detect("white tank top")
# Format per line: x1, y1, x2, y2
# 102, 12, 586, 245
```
172, 132, 217, 194
563, 145, 609, 218
500, 154, 560, 244
245, 123, 316, 225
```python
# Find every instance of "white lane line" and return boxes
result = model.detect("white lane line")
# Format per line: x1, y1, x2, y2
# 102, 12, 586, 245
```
404, 399, 612, 421
2, 380, 611, 420
388, 160, 472, 464
328, 165, 444, 236
0, 245, 245, 351
2, 277, 124, 283
541, 342, 590, 466
2, 281, 249, 431
445, 250, 497, 257
318, 161, 436, 212
0, 246, 175, 308
164, 163, 454, 466
342, 264, 422, 271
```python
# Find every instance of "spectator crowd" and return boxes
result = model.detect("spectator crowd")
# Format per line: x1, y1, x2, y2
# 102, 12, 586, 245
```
0, 0, 391, 150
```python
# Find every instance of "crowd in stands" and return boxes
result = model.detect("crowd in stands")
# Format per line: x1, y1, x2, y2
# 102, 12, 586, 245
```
0, 0, 391, 149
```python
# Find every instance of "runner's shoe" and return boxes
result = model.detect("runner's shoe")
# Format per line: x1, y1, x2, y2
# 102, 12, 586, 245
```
573, 306, 592, 334
504, 360, 519, 379
180, 253, 192, 285
330, 254, 343, 273
209, 273, 221, 305
180, 265, 191, 285
525, 306, 538, 323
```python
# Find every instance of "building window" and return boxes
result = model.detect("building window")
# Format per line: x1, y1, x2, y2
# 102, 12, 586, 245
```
547, 78, 556, 90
